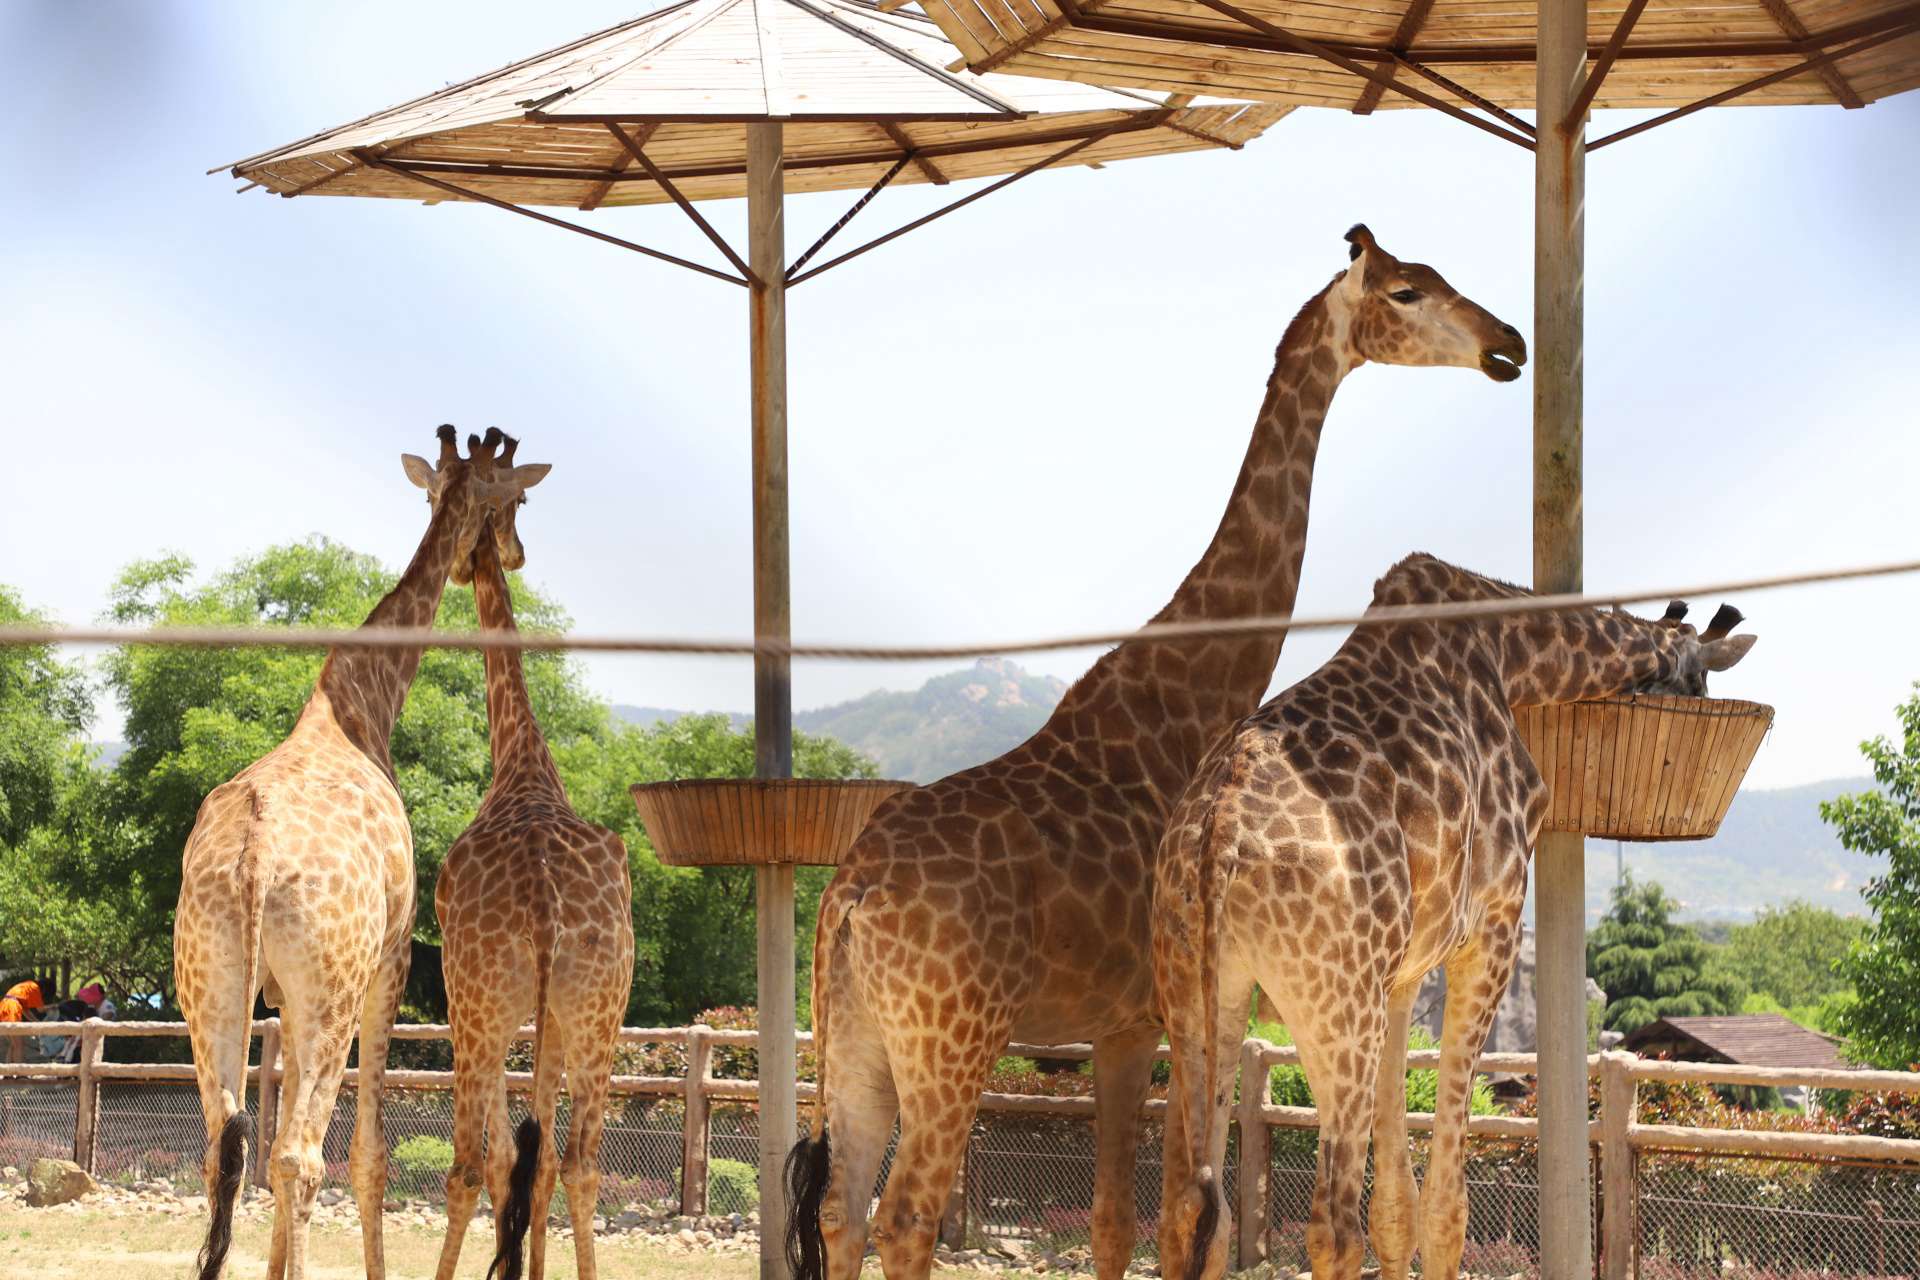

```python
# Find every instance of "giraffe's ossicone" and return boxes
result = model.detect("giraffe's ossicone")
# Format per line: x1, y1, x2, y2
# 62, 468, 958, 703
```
787, 229, 1528, 1280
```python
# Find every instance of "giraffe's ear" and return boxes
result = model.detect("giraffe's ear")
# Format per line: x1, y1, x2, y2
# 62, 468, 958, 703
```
1698, 633, 1757, 672
509, 463, 551, 491
401, 453, 436, 489
1345, 223, 1377, 261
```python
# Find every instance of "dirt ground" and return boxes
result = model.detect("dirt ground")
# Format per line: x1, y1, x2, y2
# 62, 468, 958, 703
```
0, 1200, 987, 1279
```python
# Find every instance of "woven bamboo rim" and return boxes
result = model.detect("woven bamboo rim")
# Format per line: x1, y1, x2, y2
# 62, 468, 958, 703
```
1513, 694, 1774, 842
628, 777, 913, 866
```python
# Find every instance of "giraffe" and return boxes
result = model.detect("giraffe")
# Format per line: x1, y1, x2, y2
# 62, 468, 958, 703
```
431, 439, 635, 1280
173, 425, 551, 1280
1152, 553, 1756, 1280
787, 226, 1529, 1280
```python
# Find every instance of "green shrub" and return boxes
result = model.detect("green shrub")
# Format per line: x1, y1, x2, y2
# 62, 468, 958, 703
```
994, 1055, 1037, 1075
1250, 1019, 1497, 1115
392, 1135, 455, 1176
709, 1158, 759, 1215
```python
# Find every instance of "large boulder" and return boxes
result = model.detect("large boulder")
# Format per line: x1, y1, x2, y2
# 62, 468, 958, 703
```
25, 1157, 99, 1207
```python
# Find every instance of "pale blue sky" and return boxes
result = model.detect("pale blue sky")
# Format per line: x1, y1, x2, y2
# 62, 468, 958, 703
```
3, 3, 1915, 789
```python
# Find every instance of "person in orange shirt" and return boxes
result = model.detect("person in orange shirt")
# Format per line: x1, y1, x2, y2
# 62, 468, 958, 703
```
0, 978, 49, 1065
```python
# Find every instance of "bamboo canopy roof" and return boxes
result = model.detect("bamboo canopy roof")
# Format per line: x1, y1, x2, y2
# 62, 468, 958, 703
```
226, 0, 1286, 209
900, 0, 1919, 147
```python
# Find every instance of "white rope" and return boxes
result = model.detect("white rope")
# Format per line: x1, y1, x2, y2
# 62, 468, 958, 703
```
2, 555, 1913, 661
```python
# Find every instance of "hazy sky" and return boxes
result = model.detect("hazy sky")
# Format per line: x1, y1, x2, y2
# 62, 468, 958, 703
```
3, 3, 1915, 790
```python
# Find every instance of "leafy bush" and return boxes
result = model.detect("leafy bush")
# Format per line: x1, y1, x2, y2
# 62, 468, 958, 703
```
708, 1158, 759, 1214
1251, 1020, 1496, 1115
392, 1134, 455, 1176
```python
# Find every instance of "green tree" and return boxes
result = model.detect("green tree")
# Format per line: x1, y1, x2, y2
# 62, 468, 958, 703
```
0, 586, 93, 848
1822, 684, 1920, 1069
98, 539, 605, 948
1586, 874, 1745, 1033
1706, 900, 1864, 1010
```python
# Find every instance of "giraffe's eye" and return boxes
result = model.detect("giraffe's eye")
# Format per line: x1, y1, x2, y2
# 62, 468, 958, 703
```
1389, 288, 1421, 304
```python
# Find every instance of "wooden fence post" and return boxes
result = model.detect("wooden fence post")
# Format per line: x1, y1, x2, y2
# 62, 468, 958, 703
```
682, 1026, 712, 1216
73, 1019, 106, 1173
1599, 1050, 1637, 1280
256, 1019, 282, 1188
1235, 1038, 1270, 1267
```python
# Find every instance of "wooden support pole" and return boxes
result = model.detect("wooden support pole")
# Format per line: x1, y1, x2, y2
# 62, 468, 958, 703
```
256, 1018, 282, 1188
1535, 0, 1591, 1275
683, 1025, 714, 1215
748, 118, 796, 1280
73, 1019, 105, 1173
1598, 1050, 1636, 1280
1235, 1037, 1271, 1266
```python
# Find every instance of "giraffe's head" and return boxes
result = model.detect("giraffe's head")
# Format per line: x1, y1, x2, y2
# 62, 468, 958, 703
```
1338, 224, 1528, 382
400, 425, 551, 585
1640, 602, 1757, 695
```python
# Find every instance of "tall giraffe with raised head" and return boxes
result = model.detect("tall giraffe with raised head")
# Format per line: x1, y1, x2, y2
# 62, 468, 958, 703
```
1154, 554, 1755, 1280
789, 227, 1529, 1280
430, 435, 635, 1280
174, 425, 551, 1280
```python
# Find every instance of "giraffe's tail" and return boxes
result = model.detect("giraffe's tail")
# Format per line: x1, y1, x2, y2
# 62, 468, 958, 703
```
196, 789, 270, 1280
489, 889, 559, 1280
785, 881, 854, 1280
1180, 764, 1238, 1280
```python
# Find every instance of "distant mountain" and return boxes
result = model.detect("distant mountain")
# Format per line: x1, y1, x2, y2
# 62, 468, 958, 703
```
794, 658, 1068, 783
1585, 777, 1880, 924
614, 658, 1067, 783
613, 672, 1883, 923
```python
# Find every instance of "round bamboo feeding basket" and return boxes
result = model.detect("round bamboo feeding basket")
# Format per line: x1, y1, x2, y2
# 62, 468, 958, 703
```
1512, 694, 1774, 842
628, 778, 914, 867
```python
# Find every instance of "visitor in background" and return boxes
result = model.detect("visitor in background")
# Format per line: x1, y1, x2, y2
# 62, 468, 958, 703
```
0, 978, 50, 1064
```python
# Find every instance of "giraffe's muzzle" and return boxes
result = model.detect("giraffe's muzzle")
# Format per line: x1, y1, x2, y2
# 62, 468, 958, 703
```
1479, 325, 1528, 382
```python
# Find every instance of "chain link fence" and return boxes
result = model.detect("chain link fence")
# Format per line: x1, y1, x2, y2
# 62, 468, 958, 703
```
6, 1023, 1920, 1280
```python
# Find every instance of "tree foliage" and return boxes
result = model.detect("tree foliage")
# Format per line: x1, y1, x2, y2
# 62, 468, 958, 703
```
1705, 900, 1865, 1010
1586, 874, 1745, 1033
1822, 683, 1920, 1070
0, 541, 877, 1024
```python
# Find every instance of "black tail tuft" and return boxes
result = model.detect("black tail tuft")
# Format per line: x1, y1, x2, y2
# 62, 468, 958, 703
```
486, 1117, 542, 1280
196, 1113, 250, 1280
784, 1126, 832, 1280
1187, 1168, 1220, 1280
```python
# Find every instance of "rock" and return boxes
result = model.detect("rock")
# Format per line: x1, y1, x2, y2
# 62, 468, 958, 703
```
320, 1188, 347, 1205
677, 1228, 698, 1247
25, 1158, 100, 1208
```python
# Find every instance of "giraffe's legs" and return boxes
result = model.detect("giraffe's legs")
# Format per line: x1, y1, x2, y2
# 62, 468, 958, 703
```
557, 985, 627, 1280
1285, 979, 1386, 1280
1367, 984, 1421, 1280
526, 994, 566, 1280
265, 1009, 304, 1280
352, 937, 409, 1280
272, 1011, 359, 1280
816, 983, 900, 1280
1421, 908, 1524, 1280
1089, 1025, 1160, 1280
870, 1029, 1006, 1280
180, 925, 257, 1280
1158, 959, 1254, 1280
434, 999, 515, 1280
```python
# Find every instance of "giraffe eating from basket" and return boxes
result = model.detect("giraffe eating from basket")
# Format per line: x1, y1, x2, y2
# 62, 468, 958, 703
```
1635, 602, 1751, 694
1152, 553, 1756, 1280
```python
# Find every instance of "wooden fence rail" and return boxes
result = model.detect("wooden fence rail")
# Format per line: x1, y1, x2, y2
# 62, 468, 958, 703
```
3, 1024, 1917, 1277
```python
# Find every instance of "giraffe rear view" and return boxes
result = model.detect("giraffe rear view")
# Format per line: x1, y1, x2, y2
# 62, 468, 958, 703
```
430, 433, 637, 1280
1153, 553, 1756, 1280
788, 229, 1528, 1280
173, 426, 550, 1280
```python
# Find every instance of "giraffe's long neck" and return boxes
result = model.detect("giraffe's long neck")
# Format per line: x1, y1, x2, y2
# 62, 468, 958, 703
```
1495, 607, 1686, 707
311, 485, 467, 771
1369, 555, 1688, 707
472, 532, 566, 797
1036, 279, 1355, 796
